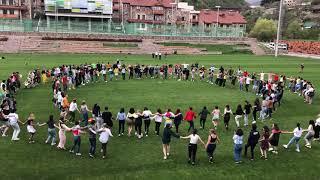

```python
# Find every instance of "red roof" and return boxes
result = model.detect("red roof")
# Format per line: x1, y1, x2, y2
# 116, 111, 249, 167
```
199, 10, 246, 25
113, 0, 175, 8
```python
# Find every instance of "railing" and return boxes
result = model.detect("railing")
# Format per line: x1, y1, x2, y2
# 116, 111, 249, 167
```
0, 19, 246, 38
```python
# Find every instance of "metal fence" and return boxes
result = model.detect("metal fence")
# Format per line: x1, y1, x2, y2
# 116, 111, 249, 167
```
0, 19, 246, 37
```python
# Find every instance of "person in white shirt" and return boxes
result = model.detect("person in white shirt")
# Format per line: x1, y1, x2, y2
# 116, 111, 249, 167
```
98, 124, 113, 159
283, 123, 303, 152
5, 110, 23, 141
304, 120, 315, 148
69, 99, 80, 122
233, 128, 244, 163
101, 68, 107, 82
181, 129, 205, 165
152, 109, 163, 136
142, 107, 153, 136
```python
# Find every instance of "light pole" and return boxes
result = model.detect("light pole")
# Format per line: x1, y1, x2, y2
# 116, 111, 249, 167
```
215, 5, 220, 37
170, 3, 177, 35
55, 0, 58, 32
275, 0, 284, 57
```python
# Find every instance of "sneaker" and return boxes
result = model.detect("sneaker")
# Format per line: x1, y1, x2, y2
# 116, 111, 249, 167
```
76, 153, 82, 156
89, 154, 94, 158
12, 138, 20, 141
235, 161, 241, 164
2, 134, 7, 137
51, 143, 56, 146
272, 151, 278, 154
45, 140, 49, 144
295, 149, 300, 153
146, 134, 148, 137
191, 162, 195, 166
121, 133, 124, 135
166, 153, 170, 156
102, 156, 106, 159
305, 144, 311, 149
282, 145, 288, 149
118, 134, 121, 137
135, 132, 137, 136
69, 150, 74, 153
163, 156, 167, 160
268, 148, 274, 152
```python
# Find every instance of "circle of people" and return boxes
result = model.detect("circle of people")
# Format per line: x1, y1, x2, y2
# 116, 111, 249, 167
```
0, 60, 318, 165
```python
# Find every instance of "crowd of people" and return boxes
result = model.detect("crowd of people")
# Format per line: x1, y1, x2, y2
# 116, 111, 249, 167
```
0, 60, 319, 165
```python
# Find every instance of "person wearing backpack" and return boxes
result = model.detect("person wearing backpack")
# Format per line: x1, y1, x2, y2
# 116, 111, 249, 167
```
244, 123, 260, 160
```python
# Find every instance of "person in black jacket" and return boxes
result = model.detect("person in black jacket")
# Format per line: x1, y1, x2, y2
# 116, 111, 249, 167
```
162, 124, 180, 160
244, 123, 260, 160
102, 106, 113, 128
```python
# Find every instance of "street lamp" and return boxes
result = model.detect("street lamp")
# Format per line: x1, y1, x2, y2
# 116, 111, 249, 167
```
275, 0, 284, 57
215, 5, 221, 37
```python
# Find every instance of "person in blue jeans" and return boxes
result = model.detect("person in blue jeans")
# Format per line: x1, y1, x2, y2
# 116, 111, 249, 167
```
233, 128, 244, 164
283, 123, 303, 153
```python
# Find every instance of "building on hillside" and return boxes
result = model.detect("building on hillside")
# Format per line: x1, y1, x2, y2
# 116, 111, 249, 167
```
0, 0, 38, 19
197, 9, 247, 37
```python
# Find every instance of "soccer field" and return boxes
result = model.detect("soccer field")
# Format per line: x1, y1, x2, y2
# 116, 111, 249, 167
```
0, 54, 319, 180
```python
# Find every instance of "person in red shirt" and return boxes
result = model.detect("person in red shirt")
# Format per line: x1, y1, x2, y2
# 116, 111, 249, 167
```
61, 75, 68, 92
274, 74, 279, 82
184, 107, 196, 132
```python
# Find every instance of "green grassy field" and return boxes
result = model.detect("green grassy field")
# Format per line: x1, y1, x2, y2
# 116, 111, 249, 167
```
0, 54, 319, 180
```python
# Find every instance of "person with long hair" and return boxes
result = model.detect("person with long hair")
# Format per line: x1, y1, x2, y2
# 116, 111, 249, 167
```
211, 106, 220, 130
126, 108, 137, 137
57, 117, 70, 150
116, 108, 126, 137
181, 129, 205, 165
80, 100, 91, 126
259, 126, 270, 160
234, 104, 243, 128
243, 101, 252, 127
269, 123, 281, 154
199, 106, 209, 129
283, 123, 303, 153
69, 120, 84, 156
135, 110, 143, 139
184, 107, 196, 133
162, 123, 180, 160
25, 113, 36, 143
304, 120, 315, 148
244, 123, 260, 160
233, 128, 244, 164
39, 115, 57, 146
205, 129, 220, 163
88, 118, 97, 158
223, 105, 232, 130
174, 109, 183, 133
252, 98, 261, 123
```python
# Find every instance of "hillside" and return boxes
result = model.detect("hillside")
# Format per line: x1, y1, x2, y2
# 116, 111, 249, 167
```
184, 0, 248, 9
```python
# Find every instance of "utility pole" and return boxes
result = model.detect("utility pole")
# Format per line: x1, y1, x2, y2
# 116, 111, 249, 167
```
275, 0, 284, 57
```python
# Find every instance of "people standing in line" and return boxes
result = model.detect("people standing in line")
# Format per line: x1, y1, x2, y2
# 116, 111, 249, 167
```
174, 109, 183, 133
142, 107, 152, 137
181, 129, 205, 165
162, 123, 180, 160
126, 108, 137, 137
243, 101, 252, 127
205, 129, 220, 163
268, 123, 281, 154
69, 98, 80, 123
88, 118, 97, 158
39, 115, 57, 146
233, 128, 244, 164
211, 106, 220, 129
283, 123, 303, 153
234, 104, 244, 128
304, 120, 315, 148
57, 117, 70, 150
199, 106, 209, 129
184, 107, 196, 133
97, 124, 113, 159
116, 108, 126, 137
153, 109, 163, 136
244, 123, 260, 160
259, 126, 270, 160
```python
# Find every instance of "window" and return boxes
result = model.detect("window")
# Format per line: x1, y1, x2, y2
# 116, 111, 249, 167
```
142, 15, 146, 20
9, 0, 13, 5
3, 9, 7, 14
137, 14, 140, 20
136, 6, 140, 10
192, 15, 196, 20
182, 17, 185, 21
9, 10, 14, 14
1, 0, 6, 5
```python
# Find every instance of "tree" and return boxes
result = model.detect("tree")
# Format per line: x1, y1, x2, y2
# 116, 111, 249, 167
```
249, 18, 277, 41
285, 20, 302, 39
